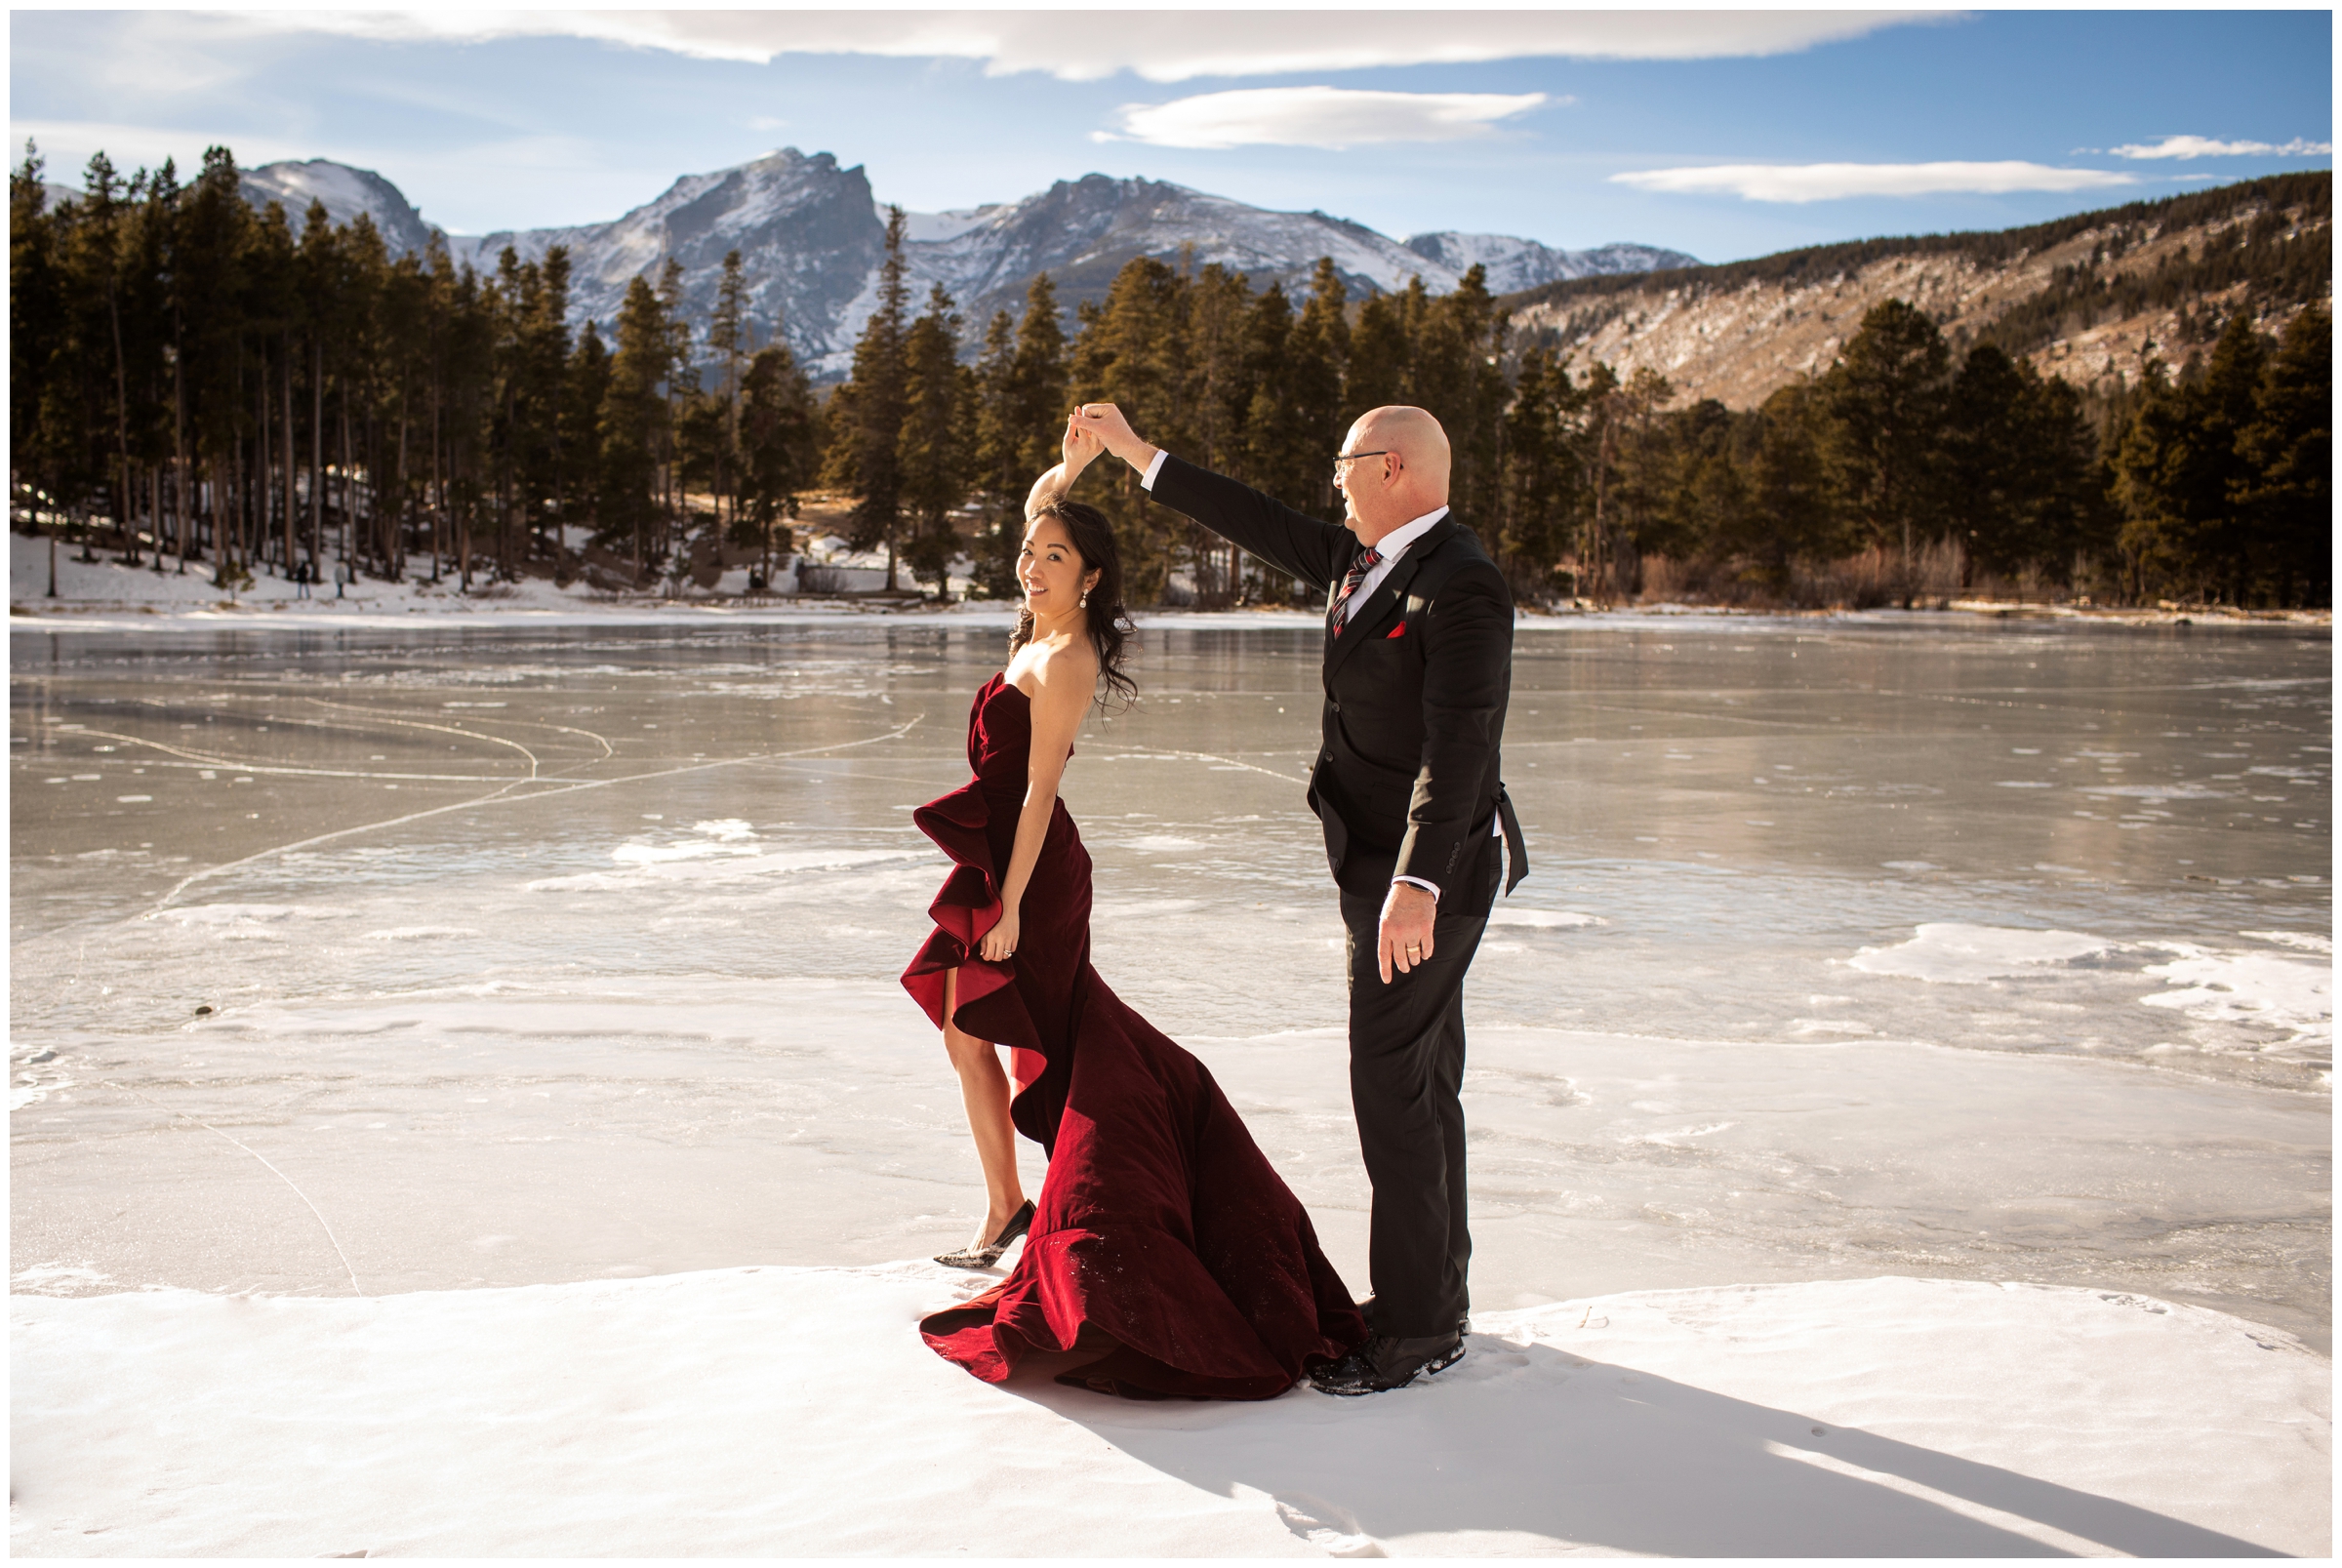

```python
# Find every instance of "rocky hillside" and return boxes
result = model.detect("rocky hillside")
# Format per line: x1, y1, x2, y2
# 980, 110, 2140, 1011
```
1506, 173, 2332, 408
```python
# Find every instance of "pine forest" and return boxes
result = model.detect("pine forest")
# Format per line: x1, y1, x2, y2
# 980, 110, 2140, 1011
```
11, 143, 2331, 613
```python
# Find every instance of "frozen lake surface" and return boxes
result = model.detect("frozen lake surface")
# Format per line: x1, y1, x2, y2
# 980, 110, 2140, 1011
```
10, 614, 2331, 1347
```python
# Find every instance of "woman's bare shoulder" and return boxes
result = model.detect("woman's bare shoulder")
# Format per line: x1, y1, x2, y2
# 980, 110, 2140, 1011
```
1027, 638, 1100, 710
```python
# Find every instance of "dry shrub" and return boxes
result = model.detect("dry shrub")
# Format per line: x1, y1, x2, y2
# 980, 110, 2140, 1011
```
1630, 541, 1976, 611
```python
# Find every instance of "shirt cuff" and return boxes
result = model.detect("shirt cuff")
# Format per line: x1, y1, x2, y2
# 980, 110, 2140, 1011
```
1392, 874, 1441, 902
1139, 449, 1168, 491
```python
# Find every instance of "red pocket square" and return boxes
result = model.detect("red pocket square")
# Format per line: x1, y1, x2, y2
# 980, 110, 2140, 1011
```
1385, 622, 1407, 639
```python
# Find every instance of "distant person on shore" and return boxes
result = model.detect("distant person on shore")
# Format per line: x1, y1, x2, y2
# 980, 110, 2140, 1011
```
1071, 399, 1526, 1395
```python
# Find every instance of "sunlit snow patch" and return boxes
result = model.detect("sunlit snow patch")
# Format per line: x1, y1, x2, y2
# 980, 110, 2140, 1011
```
1487, 908, 1602, 929
1847, 922, 2113, 983
2140, 945, 2332, 1045
147, 905, 354, 938
12, 1264, 114, 1294
2241, 930, 2333, 955
532, 843, 928, 891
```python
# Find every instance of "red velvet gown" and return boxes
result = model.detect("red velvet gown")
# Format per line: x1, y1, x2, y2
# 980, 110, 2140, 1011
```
904, 673, 1367, 1399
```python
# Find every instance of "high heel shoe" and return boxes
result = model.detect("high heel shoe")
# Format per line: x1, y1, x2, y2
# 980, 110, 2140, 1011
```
934, 1199, 1035, 1269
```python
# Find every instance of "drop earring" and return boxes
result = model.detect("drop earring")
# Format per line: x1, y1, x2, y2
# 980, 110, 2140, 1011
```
1079, 589, 1090, 609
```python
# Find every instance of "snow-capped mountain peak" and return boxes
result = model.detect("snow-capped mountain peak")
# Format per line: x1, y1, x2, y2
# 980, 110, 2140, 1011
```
240, 159, 436, 258
1402, 232, 1700, 294
219, 150, 1699, 380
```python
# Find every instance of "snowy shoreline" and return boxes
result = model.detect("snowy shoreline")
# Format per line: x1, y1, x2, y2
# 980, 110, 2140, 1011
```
11, 1267, 2327, 1557
13, 536, 2328, 634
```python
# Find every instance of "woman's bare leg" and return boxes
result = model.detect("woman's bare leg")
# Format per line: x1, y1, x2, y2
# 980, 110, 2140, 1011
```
942, 966, 1027, 1237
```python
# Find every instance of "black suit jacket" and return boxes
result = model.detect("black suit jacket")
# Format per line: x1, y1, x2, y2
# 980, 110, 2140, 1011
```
1151, 454, 1524, 916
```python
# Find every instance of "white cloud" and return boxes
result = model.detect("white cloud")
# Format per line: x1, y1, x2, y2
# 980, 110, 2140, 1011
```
1610, 160, 2139, 203
215, 10, 1943, 82
10, 118, 320, 178
1105, 87, 1547, 150
2110, 135, 2333, 160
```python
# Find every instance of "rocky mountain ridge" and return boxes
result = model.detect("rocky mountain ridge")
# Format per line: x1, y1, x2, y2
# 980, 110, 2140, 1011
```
219, 150, 1694, 377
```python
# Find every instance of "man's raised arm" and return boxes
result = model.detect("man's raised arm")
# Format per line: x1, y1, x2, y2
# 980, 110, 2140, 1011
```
1074, 403, 1349, 592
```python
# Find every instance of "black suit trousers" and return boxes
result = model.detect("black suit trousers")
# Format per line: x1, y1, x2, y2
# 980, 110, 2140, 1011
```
1340, 890, 1486, 1339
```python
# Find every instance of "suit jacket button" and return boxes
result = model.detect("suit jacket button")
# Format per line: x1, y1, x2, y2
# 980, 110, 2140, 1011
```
1329, 700, 1342, 712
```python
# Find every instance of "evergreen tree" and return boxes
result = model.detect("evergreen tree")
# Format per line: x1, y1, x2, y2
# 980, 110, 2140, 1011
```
823, 205, 911, 587
1284, 258, 1350, 508
970, 306, 1023, 599
1823, 299, 1952, 602
737, 341, 819, 585
1345, 280, 1420, 420
1175, 262, 1258, 601
599, 274, 671, 573
1735, 382, 1841, 588
560, 319, 612, 564
1943, 344, 2108, 588
2233, 306, 2331, 606
1496, 344, 1587, 591
708, 248, 747, 529
1070, 255, 1188, 600
2114, 310, 2269, 603
971, 273, 1070, 597
898, 285, 973, 600
11, 143, 75, 552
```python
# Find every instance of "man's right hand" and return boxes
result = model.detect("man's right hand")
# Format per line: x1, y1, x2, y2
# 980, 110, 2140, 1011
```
1074, 404, 1159, 471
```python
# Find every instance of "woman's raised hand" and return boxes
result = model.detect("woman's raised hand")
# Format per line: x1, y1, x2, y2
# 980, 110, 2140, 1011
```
1062, 411, 1103, 472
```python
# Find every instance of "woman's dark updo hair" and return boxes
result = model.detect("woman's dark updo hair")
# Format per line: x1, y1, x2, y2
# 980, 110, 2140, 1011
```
1013, 500, 1138, 710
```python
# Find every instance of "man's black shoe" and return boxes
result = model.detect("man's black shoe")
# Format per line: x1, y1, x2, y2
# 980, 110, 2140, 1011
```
1310, 1331, 1466, 1396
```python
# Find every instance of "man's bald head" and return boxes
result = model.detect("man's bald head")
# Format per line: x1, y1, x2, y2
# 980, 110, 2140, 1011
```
1338, 405, 1451, 542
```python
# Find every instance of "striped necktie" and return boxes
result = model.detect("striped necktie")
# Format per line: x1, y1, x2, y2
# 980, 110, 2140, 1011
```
1329, 547, 1382, 637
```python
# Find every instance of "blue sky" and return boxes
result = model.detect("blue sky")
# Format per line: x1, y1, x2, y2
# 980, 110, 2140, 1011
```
11, 9, 2332, 262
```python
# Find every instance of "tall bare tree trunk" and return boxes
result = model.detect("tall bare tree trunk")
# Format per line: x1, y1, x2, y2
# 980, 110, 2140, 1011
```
251, 351, 269, 576
340, 398, 355, 588
106, 254, 137, 566
173, 329, 190, 570
395, 406, 410, 582
283, 336, 299, 578
311, 337, 325, 573
429, 387, 443, 583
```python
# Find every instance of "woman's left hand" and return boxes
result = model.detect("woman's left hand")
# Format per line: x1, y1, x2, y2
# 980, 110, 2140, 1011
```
1062, 413, 1103, 474
980, 904, 1021, 963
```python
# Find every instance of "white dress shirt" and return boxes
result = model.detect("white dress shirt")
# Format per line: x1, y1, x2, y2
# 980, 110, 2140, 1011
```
1141, 449, 1464, 902
1339, 505, 1448, 621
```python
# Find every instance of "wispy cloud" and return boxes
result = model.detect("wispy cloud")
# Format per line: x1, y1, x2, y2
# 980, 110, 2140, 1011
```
2110, 135, 2333, 160
217, 10, 1942, 82
1611, 160, 2138, 203
11, 117, 322, 177
1104, 87, 1548, 150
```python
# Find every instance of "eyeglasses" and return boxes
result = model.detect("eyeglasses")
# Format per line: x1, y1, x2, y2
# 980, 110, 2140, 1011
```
1331, 449, 1390, 481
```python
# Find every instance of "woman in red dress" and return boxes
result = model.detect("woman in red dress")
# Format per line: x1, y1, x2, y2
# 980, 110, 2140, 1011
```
903, 425, 1366, 1400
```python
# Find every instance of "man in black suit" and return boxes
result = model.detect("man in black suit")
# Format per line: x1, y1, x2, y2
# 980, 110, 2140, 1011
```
1074, 401, 1524, 1396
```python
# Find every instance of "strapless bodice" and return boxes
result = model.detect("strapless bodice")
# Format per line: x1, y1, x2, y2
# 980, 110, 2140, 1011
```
966, 672, 1030, 797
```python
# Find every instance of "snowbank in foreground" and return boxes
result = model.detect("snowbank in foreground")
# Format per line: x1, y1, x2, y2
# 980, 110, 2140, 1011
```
11, 1270, 2326, 1557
